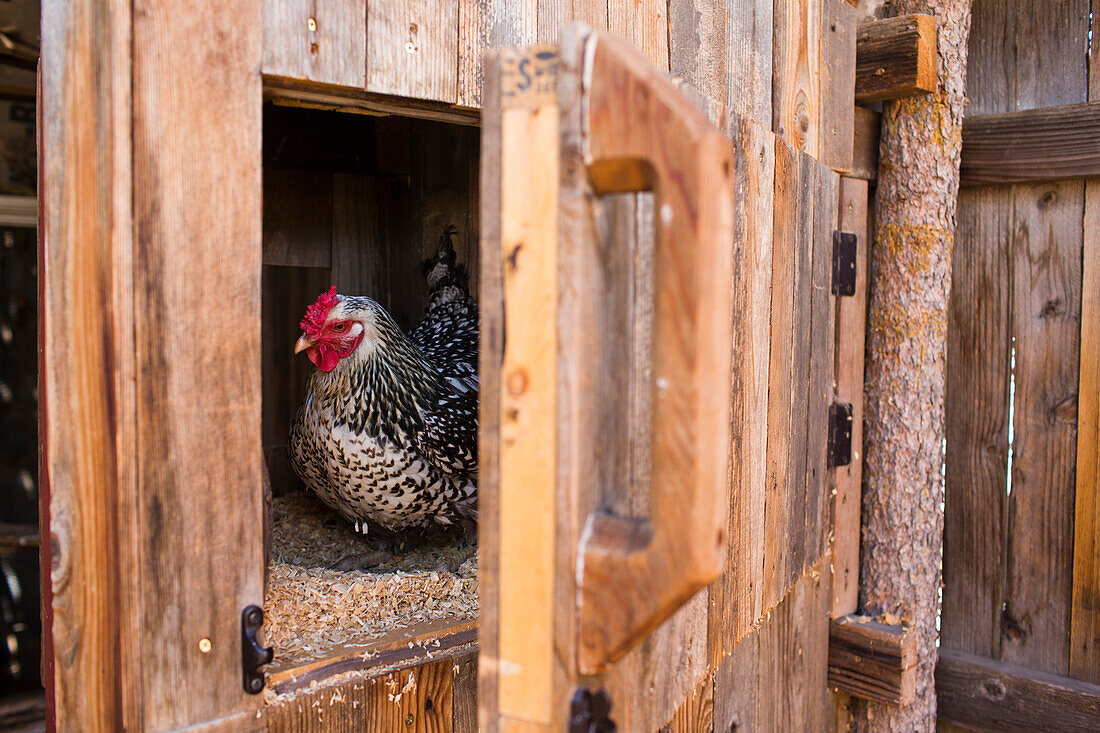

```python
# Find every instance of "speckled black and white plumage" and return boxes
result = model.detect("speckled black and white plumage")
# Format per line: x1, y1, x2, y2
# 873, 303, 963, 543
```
289, 229, 478, 535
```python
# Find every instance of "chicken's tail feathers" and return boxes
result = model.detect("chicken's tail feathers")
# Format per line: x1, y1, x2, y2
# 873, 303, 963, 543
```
423, 225, 470, 305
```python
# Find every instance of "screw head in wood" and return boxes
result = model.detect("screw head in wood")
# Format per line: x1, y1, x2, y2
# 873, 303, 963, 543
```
198, 637, 212, 653
307, 17, 317, 32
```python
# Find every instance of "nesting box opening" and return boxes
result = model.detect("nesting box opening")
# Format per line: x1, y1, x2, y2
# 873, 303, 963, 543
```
259, 102, 480, 676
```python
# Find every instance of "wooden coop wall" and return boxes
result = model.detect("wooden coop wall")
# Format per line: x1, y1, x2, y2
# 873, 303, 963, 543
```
40, 0, 867, 729
939, 0, 1100, 730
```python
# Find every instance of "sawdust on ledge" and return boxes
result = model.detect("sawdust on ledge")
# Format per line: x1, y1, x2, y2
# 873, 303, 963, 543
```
264, 492, 478, 669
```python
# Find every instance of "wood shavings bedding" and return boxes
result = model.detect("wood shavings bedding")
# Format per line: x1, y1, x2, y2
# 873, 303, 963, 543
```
264, 492, 478, 669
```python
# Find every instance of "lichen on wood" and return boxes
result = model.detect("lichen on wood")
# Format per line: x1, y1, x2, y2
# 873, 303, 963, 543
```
856, 0, 972, 730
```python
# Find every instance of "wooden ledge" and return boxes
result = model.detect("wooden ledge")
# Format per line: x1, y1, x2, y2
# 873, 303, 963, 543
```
856, 15, 937, 102
828, 615, 917, 705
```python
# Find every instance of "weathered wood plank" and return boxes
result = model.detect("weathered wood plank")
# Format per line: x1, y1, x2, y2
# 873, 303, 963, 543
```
960, 102, 1100, 186
264, 656, 463, 733
263, 0, 366, 88
831, 176, 869, 616
937, 648, 1100, 733
41, 0, 132, 725
828, 616, 917, 706
727, 0, 772, 125
942, 186, 1012, 658
758, 563, 831, 732
669, 0, 727, 105
709, 116, 775, 661
453, 655, 478, 733
786, 149, 814, 583
854, 15, 936, 103
805, 158, 838, 566
714, 563, 831, 732
662, 671, 715, 732
607, 0, 670, 71
1003, 179, 1083, 675
131, 0, 265, 727
773, 0, 821, 155
476, 47, 505, 733
820, 0, 855, 172
1071, 4, 1100, 679
849, 105, 879, 180
366, 0, 460, 103
762, 138, 800, 609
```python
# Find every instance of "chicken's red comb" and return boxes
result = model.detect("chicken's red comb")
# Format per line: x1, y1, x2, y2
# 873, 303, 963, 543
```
300, 286, 339, 335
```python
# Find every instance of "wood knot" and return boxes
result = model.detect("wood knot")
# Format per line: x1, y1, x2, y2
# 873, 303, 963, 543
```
981, 679, 1007, 700
1039, 190, 1057, 207
507, 369, 528, 396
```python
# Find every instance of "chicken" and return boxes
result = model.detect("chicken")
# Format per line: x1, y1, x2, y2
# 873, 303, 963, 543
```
288, 228, 478, 538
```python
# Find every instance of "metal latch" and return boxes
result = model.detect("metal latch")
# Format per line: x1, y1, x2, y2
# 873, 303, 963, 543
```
569, 688, 616, 733
828, 402, 854, 468
241, 605, 273, 694
832, 231, 857, 296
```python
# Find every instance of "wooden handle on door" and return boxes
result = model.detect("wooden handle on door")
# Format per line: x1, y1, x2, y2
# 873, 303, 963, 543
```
576, 31, 735, 674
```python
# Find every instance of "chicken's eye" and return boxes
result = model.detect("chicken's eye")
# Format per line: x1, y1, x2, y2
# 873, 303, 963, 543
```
332, 322, 348, 333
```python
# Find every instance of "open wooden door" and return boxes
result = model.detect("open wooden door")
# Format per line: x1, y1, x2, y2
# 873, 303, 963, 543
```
479, 25, 737, 730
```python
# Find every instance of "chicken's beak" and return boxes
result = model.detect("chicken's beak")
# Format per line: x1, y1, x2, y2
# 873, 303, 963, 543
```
294, 335, 315, 354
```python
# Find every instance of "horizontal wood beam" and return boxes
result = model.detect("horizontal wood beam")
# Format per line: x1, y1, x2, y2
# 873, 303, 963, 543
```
828, 615, 917, 706
961, 101, 1100, 186
855, 15, 936, 102
937, 648, 1100, 732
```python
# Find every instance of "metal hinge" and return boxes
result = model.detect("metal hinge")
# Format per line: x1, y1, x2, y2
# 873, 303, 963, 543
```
241, 605, 273, 694
832, 231, 857, 296
828, 402, 854, 468
569, 688, 616, 733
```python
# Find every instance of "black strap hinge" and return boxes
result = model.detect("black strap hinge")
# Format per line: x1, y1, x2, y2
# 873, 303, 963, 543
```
832, 231, 857, 296
828, 402, 854, 468
242, 605, 273, 694
570, 688, 616, 733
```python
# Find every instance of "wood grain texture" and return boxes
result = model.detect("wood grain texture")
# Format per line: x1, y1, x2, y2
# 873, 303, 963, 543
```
714, 562, 832, 732
607, 0, 670, 71
40, 0, 131, 727
727, 0, 773, 125
1003, 179, 1082, 675
669, 0, 727, 106
453, 655, 478, 733
937, 648, 1100, 733
762, 138, 799, 609
941, 186, 1011, 658
773, 0, 821, 155
367, 0, 460, 103
662, 671, 715, 732
496, 59, 559, 724
831, 176, 869, 617
1071, 174, 1100, 684
849, 105, 879, 180
130, 0, 265, 727
828, 616, 917, 706
708, 116, 775, 661
263, 0, 366, 88
264, 656, 464, 732
960, 102, 1100, 186
805, 157, 838, 568
476, 47, 505, 733
820, 0, 856, 172
854, 14, 936, 102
